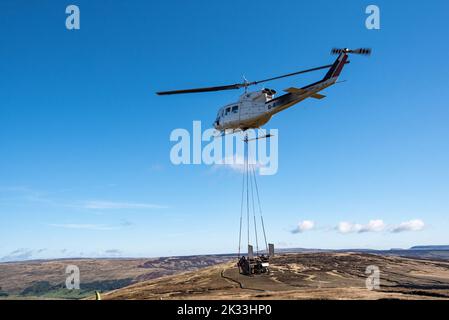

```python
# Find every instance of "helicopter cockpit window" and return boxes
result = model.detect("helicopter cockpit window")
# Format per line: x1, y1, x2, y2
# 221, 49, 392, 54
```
225, 107, 231, 116
232, 106, 238, 114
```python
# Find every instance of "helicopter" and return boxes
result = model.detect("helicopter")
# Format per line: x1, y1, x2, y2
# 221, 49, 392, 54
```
156, 48, 371, 135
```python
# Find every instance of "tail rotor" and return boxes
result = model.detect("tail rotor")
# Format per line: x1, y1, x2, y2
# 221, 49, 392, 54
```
331, 48, 372, 56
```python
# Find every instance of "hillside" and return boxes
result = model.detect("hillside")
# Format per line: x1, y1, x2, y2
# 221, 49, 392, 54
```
2, 251, 449, 300
102, 252, 449, 300
0, 255, 233, 299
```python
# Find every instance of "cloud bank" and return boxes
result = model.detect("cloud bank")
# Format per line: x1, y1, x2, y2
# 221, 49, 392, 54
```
336, 219, 425, 234
213, 154, 266, 173
392, 219, 425, 233
0, 248, 46, 262
337, 220, 386, 234
291, 220, 315, 234
291, 219, 426, 235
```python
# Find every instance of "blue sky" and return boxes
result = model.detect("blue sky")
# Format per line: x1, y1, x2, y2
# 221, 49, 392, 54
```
1, 0, 448, 261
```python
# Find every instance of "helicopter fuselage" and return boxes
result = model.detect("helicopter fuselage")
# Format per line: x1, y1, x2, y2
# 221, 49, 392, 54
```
213, 76, 337, 133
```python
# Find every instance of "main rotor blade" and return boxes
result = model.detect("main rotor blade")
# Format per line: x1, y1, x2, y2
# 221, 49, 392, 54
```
250, 63, 349, 86
156, 83, 244, 95
156, 62, 349, 96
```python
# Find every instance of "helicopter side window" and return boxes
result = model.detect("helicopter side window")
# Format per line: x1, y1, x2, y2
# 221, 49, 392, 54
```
232, 106, 239, 114
225, 107, 231, 116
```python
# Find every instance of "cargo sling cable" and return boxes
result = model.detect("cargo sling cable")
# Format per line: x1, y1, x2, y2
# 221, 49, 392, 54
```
237, 135, 270, 275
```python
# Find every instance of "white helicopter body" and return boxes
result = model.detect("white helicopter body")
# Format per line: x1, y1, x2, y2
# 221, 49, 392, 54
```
157, 48, 371, 134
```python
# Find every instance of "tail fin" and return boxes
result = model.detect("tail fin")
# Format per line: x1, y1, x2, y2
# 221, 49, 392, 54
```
323, 52, 349, 81
323, 48, 371, 81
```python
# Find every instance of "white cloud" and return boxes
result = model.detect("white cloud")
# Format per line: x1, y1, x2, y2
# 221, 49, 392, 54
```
337, 220, 386, 234
359, 219, 386, 233
292, 220, 315, 234
392, 219, 425, 233
83, 201, 167, 210
337, 221, 361, 234
0, 248, 47, 262
49, 223, 120, 231
0, 248, 128, 262
337, 219, 425, 234
213, 154, 266, 173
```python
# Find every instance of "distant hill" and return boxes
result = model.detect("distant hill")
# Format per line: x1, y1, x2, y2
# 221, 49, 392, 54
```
276, 246, 449, 261
410, 245, 449, 251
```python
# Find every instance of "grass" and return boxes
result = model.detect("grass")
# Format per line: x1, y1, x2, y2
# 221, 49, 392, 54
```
16, 278, 134, 300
